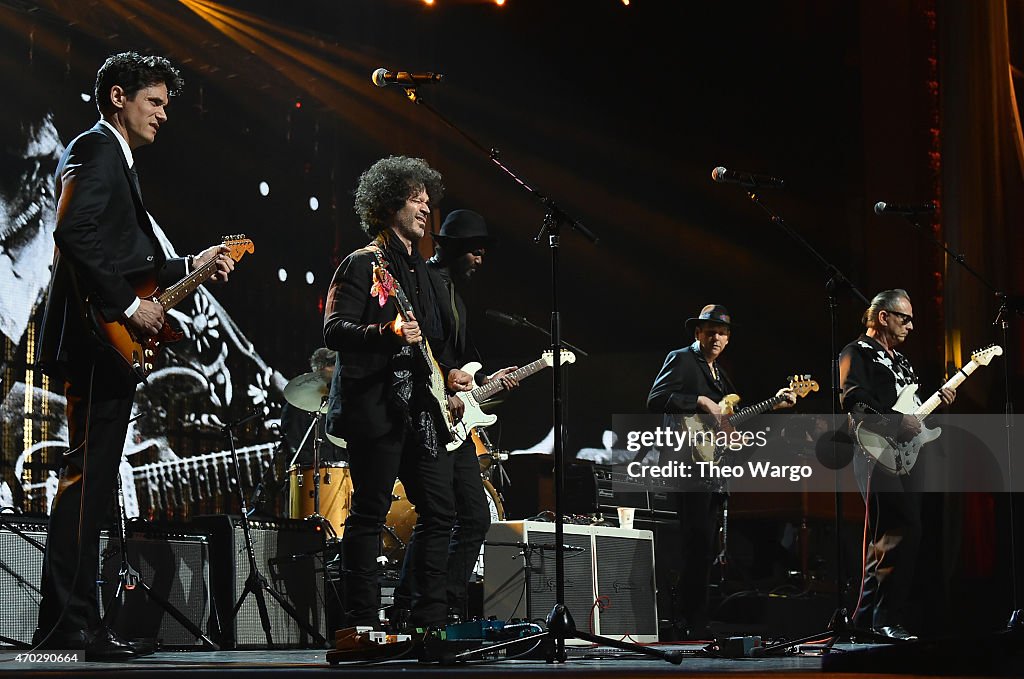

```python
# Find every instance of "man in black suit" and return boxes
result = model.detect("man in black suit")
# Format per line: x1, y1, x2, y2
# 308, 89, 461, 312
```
647, 304, 794, 639
33, 52, 233, 660
324, 156, 472, 630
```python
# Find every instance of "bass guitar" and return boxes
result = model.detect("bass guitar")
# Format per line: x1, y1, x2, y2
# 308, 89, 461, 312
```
89, 234, 254, 381
447, 349, 576, 452
855, 344, 1002, 476
683, 374, 819, 463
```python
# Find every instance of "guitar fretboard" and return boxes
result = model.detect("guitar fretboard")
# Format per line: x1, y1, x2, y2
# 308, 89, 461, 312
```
157, 256, 222, 311
471, 357, 550, 402
916, 360, 979, 418
729, 395, 784, 427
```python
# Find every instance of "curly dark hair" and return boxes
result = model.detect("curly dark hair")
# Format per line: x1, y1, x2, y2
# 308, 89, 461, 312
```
94, 51, 184, 115
309, 347, 337, 373
353, 155, 444, 236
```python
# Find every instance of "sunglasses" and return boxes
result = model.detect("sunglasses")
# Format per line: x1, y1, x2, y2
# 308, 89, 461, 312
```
883, 309, 914, 325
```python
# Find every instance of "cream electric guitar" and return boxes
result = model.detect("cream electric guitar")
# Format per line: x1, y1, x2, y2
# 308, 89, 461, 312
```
855, 344, 1002, 476
369, 248, 457, 443
683, 374, 819, 463
447, 349, 576, 452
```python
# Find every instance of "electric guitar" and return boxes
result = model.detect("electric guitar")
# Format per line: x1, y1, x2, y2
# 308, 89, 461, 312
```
683, 374, 819, 463
855, 344, 1002, 476
89, 235, 254, 381
369, 248, 457, 443
447, 349, 576, 452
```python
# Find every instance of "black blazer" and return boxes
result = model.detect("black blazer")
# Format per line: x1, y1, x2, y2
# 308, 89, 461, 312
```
323, 244, 456, 442
36, 123, 186, 377
647, 341, 734, 415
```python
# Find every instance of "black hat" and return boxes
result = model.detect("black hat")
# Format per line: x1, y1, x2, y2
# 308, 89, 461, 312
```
685, 304, 734, 331
433, 209, 497, 247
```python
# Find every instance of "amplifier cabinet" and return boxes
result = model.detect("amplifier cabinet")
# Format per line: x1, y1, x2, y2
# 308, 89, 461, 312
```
0, 517, 48, 645
188, 515, 326, 649
483, 521, 658, 642
98, 527, 211, 649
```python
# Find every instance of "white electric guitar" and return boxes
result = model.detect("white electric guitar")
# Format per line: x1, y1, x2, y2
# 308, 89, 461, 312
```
447, 349, 575, 452
856, 344, 1002, 476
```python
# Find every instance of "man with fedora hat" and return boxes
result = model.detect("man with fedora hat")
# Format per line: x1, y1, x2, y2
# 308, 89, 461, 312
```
391, 208, 520, 624
647, 303, 795, 639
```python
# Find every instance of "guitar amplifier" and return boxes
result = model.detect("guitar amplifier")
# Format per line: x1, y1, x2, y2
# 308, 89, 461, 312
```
98, 525, 211, 649
565, 463, 677, 518
188, 515, 326, 649
0, 517, 48, 645
483, 521, 658, 642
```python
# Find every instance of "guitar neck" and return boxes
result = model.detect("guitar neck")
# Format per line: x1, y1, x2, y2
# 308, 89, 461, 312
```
472, 357, 550, 401
916, 360, 979, 417
729, 395, 784, 427
157, 257, 221, 311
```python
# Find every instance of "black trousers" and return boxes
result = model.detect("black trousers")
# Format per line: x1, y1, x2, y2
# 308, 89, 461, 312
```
674, 488, 723, 632
36, 356, 135, 638
853, 454, 922, 629
343, 428, 456, 627
395, 436, 491, 618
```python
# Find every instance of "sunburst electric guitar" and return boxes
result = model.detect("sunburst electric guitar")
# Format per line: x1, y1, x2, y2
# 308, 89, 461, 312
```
89, 234, 254, 381
683, 374, 819, 463
855, 344, 1002, 476
447, 349, 576, 452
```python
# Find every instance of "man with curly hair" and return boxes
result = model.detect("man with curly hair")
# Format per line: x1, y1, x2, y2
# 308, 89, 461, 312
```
33, 52, 234, 660
324, 155, 471, 630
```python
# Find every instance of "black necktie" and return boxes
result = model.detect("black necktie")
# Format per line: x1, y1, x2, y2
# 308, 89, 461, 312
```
129, 165, 143, 200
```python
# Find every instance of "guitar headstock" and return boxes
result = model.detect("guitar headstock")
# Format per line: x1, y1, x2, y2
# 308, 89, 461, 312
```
221, 234, 255, 262
542, 349, 577, 367
787, 374, 820, 399
971, 344, 1003, 366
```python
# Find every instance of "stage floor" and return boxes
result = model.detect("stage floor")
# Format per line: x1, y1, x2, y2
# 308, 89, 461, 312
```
2, 635, 1022, 678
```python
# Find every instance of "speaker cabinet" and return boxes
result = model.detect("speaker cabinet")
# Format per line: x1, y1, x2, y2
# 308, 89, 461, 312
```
98, 527, 211, 648
188, 515, 326, 649
0, 517, 48, 645
483, 521, 658, 642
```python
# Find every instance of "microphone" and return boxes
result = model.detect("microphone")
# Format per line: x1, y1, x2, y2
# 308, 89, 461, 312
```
711, 166, 785, 189
873, 201, 936, 216
371, 68, 444, 88
485, 309, 526, 327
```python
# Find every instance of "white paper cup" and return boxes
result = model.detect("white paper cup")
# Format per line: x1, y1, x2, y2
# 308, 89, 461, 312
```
616, 506, 635, 530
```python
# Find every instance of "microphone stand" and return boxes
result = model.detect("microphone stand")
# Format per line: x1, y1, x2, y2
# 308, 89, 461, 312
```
388, 83, 679, 665
735, 190, 901, 651
219, 410, 326, 648
486, 310, 589, 358
896, 212, 1021, 630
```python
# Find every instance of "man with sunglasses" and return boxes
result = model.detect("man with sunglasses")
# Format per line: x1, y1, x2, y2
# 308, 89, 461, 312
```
839, 289, 955, 641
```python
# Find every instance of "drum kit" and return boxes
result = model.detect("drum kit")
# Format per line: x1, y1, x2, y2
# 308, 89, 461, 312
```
281, 371, 507, 570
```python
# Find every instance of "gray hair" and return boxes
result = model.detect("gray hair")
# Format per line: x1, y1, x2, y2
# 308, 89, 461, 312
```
309, 347, 337, 372
863, 289, 910, 329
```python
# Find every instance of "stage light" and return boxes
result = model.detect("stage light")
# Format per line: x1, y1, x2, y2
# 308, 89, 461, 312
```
259, 181, 270, 196
306, 271, 315, 285
495, 0, 505, 5
294, 98, 302, 109
622, 0, 630, 5
309, 196, 319, 211
278, 268, 288, 282
80, 93, 92, 102
423, 0, 434, 5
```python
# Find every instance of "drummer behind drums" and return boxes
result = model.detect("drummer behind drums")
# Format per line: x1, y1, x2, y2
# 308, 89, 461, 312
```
392, 209, 520, 625
280, 348, 348, 465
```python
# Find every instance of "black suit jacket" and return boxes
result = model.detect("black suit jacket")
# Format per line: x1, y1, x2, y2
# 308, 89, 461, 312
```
36, 122, 186, 378
647, 341, 734, 416
323, 244, 456, 442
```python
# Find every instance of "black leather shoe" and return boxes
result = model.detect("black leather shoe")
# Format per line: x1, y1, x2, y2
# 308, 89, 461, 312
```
875, 625, 918, 641
32, 628, 88, 650
84, 627, 138, 661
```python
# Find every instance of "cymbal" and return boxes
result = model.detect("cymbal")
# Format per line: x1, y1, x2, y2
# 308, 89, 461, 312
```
283, 372, 329, 413
326, 432, 347, 448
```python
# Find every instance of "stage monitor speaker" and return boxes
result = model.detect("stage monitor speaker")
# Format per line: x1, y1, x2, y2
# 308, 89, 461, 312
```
98, 526, 211, 649
188, 515, 326, 649
483, 521, 658, 642
0, 517, 48, 646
